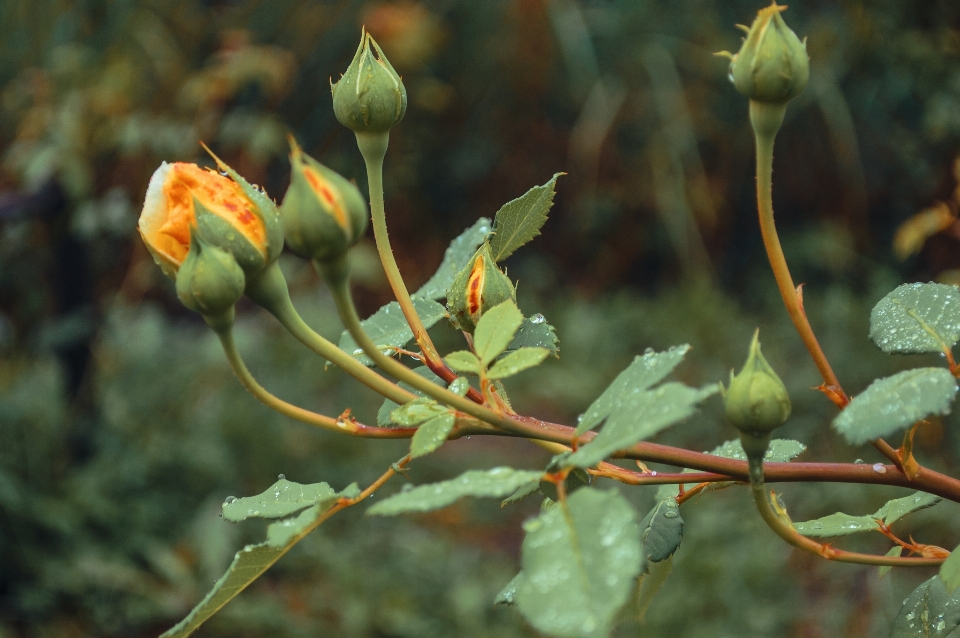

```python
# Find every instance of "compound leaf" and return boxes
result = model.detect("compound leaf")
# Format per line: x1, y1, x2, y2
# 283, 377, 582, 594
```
409, 413, 456, 458
870, 282, 960, 354
415, 217, 492, 300
488, 174, 561, 262
516, 488, 642, 638
891, 575, 960, 637
338, 297, 447, 367
474, 301, 524, 366
567, 383, 719, 469
576, 345, 691, 436
487, 347, 550, 379
833, 368, 958, 445
794, 491, 940, 538
367, 468, 543, 516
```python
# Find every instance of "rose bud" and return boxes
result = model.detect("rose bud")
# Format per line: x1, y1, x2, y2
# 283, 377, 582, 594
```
280, 137, 369, 264
331, 29, 407, 134
175, 229, 245, 331
446, 241, 516, 333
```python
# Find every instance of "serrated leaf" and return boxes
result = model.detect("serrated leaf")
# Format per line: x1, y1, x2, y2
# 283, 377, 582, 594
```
501, 481, 540, 507
222, 479, 337, 522
794, 491, 940, 538
494, 572, 523, 606
474, 300, 524, 365
367, 468, 543, 516
415, 217, 492, 300
507, 315, 559, 357
833, 368, 958, 445
870, 282, 960, 354
567, 383, 719, 469
161, 483, 355, 638
708, 438, 807, 463
487, 347, 550, 379
576, 345, 691, 436
338, 297, 447, 367
891, 575, 960, 637
409, 413, 456, 458
879, 546, 903, 579
488, 174, 561, 262
390, 398, 447, 427
377, 366, 447, 426
639, 499, 684, 567
516, 488, 641, 638
634, 557, 673, 622
444, 350, 481, 374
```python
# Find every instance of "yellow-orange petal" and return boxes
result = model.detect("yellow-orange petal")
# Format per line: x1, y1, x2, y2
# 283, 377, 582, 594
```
302, 165, 351, 238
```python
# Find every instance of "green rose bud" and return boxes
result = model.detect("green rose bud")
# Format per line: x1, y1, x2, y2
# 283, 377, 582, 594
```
446, 241, 517, 333
725, 330, 792, 438
175, 229, 246, 331
331, 29, 407, 134
280, 137, 369, 264
720, 2, 809, 105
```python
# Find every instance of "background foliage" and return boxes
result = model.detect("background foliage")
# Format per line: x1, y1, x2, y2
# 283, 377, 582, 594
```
3, 0, 960, 636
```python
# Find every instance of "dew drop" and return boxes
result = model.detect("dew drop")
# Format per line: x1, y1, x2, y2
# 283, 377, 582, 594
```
649, 471, 657, 476
278, 473, 286, 480
663, 511, 678, 519
811, 522, 824, 530
224, 496, 237, 504
873, 463, 887, 474
530, 313, 545, 324
219, 170, 229, 177
644, 347, 655, 355
854, 459, 864, 464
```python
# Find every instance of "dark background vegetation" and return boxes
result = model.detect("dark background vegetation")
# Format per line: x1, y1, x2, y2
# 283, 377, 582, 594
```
3, 1, 960, 636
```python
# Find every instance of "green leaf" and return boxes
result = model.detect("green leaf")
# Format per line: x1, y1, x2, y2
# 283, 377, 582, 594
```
879, 546, 903, 579
389, 398, 447, 427
222, 478, 336, 522
890, 576, 960, 637
941, 544, 960, 593
488, 174, 561, 262
473, 300, 524, 366
444, 350, 481, 374
494, 572, 523, 606
338, 297, 447, 367
409, 413, 456, 458
501, 481, 540, 507
161, 482, 356, 638
639, 499, 684, 568
576, 345, 691, 436
448, 377, 471, 396
507, 315, 559, 357
794, 491, 940, 538
516, 488, 642, 638
567, 383, 719, 469
707, 438, 807, 463
833, 368, 958, 445
487, 347, 550, 379
870, 282, 960, 354
415, 217, 492, 300
377, 366, 447, 426
367, 468, 543, 516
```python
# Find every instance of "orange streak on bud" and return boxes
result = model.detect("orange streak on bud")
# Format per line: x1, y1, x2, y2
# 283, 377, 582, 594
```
466, 253, 485, 318
304, 167, 350, 234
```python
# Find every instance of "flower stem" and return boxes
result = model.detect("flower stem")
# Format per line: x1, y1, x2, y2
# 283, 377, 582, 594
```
747, 456, 944, 567
216, 327, 416, 438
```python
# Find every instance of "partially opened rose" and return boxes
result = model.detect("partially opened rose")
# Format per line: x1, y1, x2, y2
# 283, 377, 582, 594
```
139, 160, 282, 279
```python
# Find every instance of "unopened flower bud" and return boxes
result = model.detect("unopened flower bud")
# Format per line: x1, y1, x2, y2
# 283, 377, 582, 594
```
331, 29, 407, 134
725, 330, 791, 436
280, 137, 368, 264
720, 3, 809, 105
446, 241, 516, 333
139, 159, 282, 279
175, 230, 245, 331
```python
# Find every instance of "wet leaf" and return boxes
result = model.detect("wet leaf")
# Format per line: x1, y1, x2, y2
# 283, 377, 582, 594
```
794, 491, 940, 538
367, 468, 543, 516
501, 480, 540, 507
487, 347, 550, 379
338, 297, 447, 367
940, 544, 960, 593
890, 575, 960, 637
222, 479, 336, 522
639, 498, 684, 567
707, 438, 807, 463
377, 366, 447, 426
575, 345, 691, 436
567, 383, 719, 469
444, 350, 481, 374
506, 315, 559, 357
516, 488, 642, 638
409, 413, 456, 458
832, 368, 957, 445
473, 300, 523, 366
879, 546, 903, 579
389, 398, 447, 427
488, 174, 561, 262
415, 217, 492, 300
870, 282, 960, 354
494, 571, 523, 606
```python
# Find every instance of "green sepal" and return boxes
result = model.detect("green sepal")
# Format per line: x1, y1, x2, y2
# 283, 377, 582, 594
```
175, 228, 244, 332
331, 30, 407, 134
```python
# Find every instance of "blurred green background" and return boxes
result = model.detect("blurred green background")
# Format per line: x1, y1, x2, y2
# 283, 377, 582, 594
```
3, 1, 960, 636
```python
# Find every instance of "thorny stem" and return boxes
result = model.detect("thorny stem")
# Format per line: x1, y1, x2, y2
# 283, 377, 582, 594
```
750, 101, 902, 468
216, 328, 417, 438
746, 456, 945, 567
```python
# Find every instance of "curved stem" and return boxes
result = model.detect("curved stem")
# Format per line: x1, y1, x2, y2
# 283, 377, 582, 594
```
747, 456, 944, 567
216, 328, 417, 439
